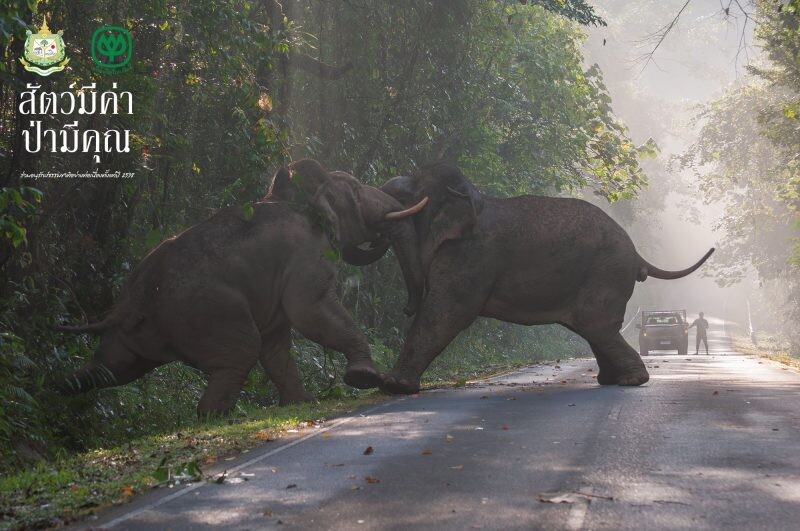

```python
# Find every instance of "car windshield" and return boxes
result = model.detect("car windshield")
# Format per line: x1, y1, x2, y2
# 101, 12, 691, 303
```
646, 315, 682, 325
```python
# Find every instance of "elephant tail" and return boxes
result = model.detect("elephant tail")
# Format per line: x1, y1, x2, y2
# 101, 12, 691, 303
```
637, 248, 715, 281
55, 314, 119, 334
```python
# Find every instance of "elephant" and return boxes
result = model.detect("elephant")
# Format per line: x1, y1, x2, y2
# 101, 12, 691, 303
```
343, 162, 714, 394
56, 159, 428, 414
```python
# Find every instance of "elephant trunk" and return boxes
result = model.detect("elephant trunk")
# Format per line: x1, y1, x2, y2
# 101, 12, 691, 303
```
353, 186, 426, 315
384, 219, 425, 316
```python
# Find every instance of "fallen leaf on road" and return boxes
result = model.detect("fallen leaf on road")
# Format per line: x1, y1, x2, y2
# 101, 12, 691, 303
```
555, 365, 561, 369
322, 433, 333, 438
507, 397, 516, 401
422, 449, 433, 455
568, 403, 576, 407
351, 485, 362, 490
263, 510, 273, 517
363, 446, 374, 455
587, 368, 594, 372
365, 476, 380, 484
713, 391, 719, 395
539, 491, 613, 504
255, 431, 276, 441
480, 395, 488, 399
286, 484, 297, 489
450, 465, 464, 470
501, 425, 509, 431
445, 434, 454, 443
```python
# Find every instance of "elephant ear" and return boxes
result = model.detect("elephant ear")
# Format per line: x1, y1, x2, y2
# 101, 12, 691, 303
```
265, 166, 292, 200
266, 159, 328, 202
427, 184, 482, 251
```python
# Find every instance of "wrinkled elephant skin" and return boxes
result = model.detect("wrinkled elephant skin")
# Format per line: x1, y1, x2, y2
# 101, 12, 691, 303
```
345, 163, 714, 394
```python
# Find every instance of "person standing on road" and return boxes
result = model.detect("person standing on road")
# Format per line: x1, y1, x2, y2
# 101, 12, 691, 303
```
689, 312, 710, 355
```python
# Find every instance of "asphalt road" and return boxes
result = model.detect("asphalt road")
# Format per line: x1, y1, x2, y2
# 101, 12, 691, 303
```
89, 320, 800, 530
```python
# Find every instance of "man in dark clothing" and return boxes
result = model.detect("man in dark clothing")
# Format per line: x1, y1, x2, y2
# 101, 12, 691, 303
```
689, 312, 710, 355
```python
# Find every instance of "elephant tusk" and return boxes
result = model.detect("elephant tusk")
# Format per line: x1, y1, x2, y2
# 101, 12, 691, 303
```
385, 196, 429, 220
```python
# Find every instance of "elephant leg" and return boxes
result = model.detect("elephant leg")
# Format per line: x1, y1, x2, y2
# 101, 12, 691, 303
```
285, 288, 382, 390
259, 326, 314, 406
595, 356, 618, 386
197, 367, 251, 416
585, 331, 649, 386
57, 331, 162, 394
382, 282, 484, 395
169, 290, 262, 415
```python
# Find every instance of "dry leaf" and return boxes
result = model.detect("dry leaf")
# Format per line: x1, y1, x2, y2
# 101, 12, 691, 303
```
121, 486, 134, 497
539, 491, 613, 504
263, 510, 273, 517
322, 433, 333, 438
713, 391, 719, 395
363, 446, 374, 455
450, 464, 463, 470
501, 425, 509, 431
255, 431, 275, 441
421, 449, 433, 455
445, 434, 454, 443
365, 476, 381, 484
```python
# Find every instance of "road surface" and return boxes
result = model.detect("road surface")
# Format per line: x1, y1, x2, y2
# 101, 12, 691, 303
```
88, 321, 800, 530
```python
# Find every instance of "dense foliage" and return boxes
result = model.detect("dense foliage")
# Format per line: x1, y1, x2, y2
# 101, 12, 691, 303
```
683, 0, 800, 349
0, 0, 649, 467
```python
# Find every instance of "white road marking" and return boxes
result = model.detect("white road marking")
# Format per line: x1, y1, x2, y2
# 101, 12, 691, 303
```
565, 487, 593, 530
99, 400, 398, 529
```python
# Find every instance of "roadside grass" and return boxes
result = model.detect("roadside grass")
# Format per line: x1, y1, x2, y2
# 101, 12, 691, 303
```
0, 396, 382, 531
729, 323, 800, 371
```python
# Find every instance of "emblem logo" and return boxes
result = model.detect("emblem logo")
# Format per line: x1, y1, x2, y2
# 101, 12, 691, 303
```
20, 18, 70, 76
91, 26, 133, 74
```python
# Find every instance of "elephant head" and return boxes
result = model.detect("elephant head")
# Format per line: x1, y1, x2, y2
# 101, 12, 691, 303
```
342, 162, 483, 274
266, 158, 428, 315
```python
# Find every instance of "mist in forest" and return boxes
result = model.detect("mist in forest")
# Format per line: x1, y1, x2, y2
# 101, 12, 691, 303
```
583, 0, 761, 331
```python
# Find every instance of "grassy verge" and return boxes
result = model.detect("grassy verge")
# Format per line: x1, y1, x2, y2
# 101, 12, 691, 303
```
0, 395, 382, 531
729, 323, 800, 371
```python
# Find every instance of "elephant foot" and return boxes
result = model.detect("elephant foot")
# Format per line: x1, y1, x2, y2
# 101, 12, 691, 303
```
617, 369, 649, 386
343, 361, 383, 389
596, 370, 617, 385
380, 373, 421, 395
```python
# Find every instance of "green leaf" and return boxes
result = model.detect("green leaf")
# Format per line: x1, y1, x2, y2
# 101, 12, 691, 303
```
242, 203, 255, 221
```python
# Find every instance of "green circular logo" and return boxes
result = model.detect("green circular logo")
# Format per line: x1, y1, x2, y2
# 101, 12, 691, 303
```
91, 26, 132, 73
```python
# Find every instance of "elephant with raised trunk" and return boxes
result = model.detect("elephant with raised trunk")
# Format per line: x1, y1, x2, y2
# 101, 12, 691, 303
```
57, 159, 428, 414
344, 162, 714, 394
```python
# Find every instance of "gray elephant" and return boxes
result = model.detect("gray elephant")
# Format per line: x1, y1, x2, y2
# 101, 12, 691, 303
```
343, 162, 714, 394
57, 159, 428, 414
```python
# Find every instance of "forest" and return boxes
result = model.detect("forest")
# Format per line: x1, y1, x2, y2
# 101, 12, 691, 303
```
0, 1, 798, 527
